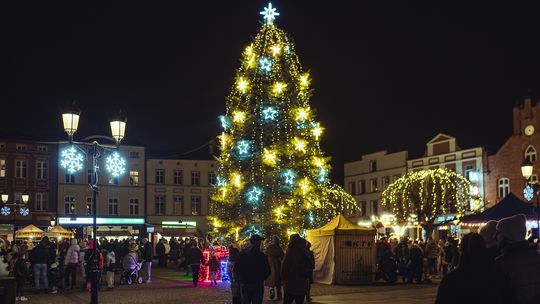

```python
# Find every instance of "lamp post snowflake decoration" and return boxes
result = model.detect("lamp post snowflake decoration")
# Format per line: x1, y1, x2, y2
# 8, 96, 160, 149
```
19, 207, 30, 216
0, 206, 10, 216
211, 3, 358, 240
106, 152, 126, 177
524, 184, 534, 201
60, 145, 84, 173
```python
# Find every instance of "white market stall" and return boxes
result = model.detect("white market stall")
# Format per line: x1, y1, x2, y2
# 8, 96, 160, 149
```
306, 214, 377, 285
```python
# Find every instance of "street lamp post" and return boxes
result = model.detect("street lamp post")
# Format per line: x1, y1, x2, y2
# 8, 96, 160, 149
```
59, 107, 127, 304
521, 159, 540, 240
1, 193, 30, 241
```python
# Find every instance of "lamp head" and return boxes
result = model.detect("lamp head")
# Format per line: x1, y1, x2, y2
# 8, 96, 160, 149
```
110, 113, 127, 144
61, 106, 81, 138
521, 159, 534, 180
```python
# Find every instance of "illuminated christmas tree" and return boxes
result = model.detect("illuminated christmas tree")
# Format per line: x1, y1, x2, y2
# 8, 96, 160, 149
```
210, 3, 357, 240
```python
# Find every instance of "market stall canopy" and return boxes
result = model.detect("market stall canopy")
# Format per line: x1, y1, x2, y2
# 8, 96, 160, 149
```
306, 214, 375, 237
16, 224, 44, 238
46, 225, 74, 239
460, 193, 538, 223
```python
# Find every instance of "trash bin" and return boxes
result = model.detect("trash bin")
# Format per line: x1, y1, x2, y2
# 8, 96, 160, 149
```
0, 276, 16, 304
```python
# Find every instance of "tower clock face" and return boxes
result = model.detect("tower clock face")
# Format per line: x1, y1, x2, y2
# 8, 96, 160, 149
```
525, 124, 535, 136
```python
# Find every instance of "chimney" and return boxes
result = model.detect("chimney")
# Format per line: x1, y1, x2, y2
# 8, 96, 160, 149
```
524, 96, 533, 120
513, 102, 521, 135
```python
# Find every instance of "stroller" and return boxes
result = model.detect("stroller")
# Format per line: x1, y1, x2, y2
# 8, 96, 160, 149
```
48, 261, 62, 292
120, 253, 143, 285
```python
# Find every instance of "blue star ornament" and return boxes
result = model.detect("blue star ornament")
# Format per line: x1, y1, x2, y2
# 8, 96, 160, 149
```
262, 107, 278, 121
237, 140, 251, 156
282, 169, 296, 185
246, 186, 263, 203
259, 57, 273, 74
260, 3, 280, 24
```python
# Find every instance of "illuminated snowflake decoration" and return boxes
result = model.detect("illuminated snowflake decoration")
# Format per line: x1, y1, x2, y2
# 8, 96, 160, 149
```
0, 206, 10, 216
106, 152, 126, 177
245, 186, 263, 204
19, 207, 29, 216
260, 3, 280, 24
259, 57, 273, 74
218, 115, 231, 130
60, 145, 84, 174
262, 106, 278, 121
524, 185, 534, 202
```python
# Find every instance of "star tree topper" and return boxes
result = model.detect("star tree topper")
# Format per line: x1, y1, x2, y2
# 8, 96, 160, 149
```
260, 3, 280, 24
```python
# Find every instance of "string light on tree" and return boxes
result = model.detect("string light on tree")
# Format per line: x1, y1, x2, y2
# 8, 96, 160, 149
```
231, 172, 242, 188
237, 77, 249, 93
245, 186, 263, 203
300, 73, 310, 88
295, 107, 310, 122
273, 82, 287, 95
312, 124, 324, 140
293, 137, 307, 153
232, 110, 246, 123
60, 145, 84, 174
271, 45, 281, 56
219, 115, 231, 130
262, 148, 279, 166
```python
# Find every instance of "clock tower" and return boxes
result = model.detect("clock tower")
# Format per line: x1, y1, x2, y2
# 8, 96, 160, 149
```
513, 95, 539, 137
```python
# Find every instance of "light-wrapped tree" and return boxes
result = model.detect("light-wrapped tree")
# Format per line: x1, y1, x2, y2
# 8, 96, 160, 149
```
381, 168, 472, 237
210, 4, 357, 241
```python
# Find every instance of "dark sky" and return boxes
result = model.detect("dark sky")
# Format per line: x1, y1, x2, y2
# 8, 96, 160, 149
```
2, 1, 540, 183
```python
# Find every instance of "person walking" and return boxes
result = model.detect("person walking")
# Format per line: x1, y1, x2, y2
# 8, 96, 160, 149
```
208, 252, 220, 286
265, 236, 284, 300
140, 238, 153, 283
305, 241, 315, 303
228, 245, 241, 304
281, 234, 311, 304
64, 238, 80, 289
425, 237, 439, 277
163, 239, 170, 267
186, 242, 204, 287
156, 239, 166, 268
494, 214, 540, 303
32, 236, 50, 294
234, 235, 271, 304
435, 233, 508, 304
479, 220, 499, 263
408, 241, 424, 284
105, 249, 116, 290
14, 253, 29, 301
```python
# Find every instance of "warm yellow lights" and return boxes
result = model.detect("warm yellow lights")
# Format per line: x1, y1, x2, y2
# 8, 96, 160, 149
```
300, 73, 310, 87
232, 110, 246, 123
219, 132, 230, 150
237, 78, 249, 93
298, 178, 311, 196
244, 45, 254, 56
262, 148, 278, 166
271, 45, 281, 56
312, 157, 325, 168
273, 82, 287, 95
312, 125, 324, 140
274, 205, 286, 222
293, 137, 307, 153
212, 217, 222, 228
231, 172, 242, 188
295, 107, 310, 121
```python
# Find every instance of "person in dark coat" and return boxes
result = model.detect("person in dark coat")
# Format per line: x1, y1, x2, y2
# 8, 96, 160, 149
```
281, 234, 311, 304
208, 252, 220, 286
140, 238, 153, 283
479, 220, 500, 264
186, 242, 205, 287
228, 245, 241, 304
234, 235, 271, 304
435, 233, 509, 304
14, 253, 29, 301
408, 241, 423, 284
305, 241, 315, 303
265, 236, 284, 300
495, 214, 540, 304
32, 237, 50, 294
156, 239, 166, 267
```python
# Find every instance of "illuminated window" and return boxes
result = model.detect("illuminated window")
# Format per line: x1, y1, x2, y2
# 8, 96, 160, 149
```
129, 198, 139, 216
525, 145, 537, 163
35, 193, 48, 211
191, 196, 201, 215
191, 171, 200, 186
130, 171, 139, 186
174, 170, 183, 185
64, 196, 75, 214
174, 196, 184, 215
15, 160, 27, 178
498, 178, 510, 198
0, 159, 5, 177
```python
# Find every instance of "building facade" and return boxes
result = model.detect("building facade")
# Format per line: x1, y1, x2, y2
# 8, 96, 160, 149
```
484, 97, 540, 206
146, 159, 217, 237
344, 150, 408, 220
0, 139, 58, 241
407, 133, 486, 212
56, 144, 145, 238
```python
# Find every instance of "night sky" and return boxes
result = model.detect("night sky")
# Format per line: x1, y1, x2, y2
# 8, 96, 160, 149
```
2, 1, 540, 183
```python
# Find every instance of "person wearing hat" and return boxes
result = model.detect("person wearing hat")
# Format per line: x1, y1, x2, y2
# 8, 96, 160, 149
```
495, 214, 540, 303
186, 241, 205, 287
479, 220, 499, 263
140, 238, 153, 283
234, 234, 271, 304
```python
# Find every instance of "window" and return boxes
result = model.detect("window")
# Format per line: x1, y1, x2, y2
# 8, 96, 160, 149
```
37, 146, 47, 152
208, 172, 217, 186
15, 160, 27, 178
498, 178, 510, 198
86, 197, 93, 215
14, 192, 22, 204
369, 160, 377, 172
87, 169, 93, 184
174, 170, 183, 185
382, 176, 390, 191
369, 178, 378, 193
531, 174, 539, 184
108, 176, 119, 185
16, 144, 27, 151
464, 165, 474, 180
191, 171, 200, 186
359, 180, 366, 194
191, 196, 201, 215
129, 151, 140, 158
129, 171, 139, 186
155, 169, 164, 184
173, 196, 184, 215
371, 200, 379, 215
65, 173, 75, 184
36, 161, 48, 179
525, 145, 537, 163
35, 193, 48, 211
129, 198, 139, 216
155, 195, 165, 215
348, 181, 356, 195
0, 159, 5, 177
359, 201, 367, 217
108, 198, 119, 215
64, 196, 76, 214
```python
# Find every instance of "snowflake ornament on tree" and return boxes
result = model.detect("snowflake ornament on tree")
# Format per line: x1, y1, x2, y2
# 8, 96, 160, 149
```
1, 206, 11, 216
106, 152, 126, 177
60, 145, 84, 174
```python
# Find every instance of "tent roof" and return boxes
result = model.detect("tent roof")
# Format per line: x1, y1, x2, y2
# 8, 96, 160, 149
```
16, 224, 44, 238
306, 214, 375, 237
461, 193, 538, 223
47, 225, 74, 238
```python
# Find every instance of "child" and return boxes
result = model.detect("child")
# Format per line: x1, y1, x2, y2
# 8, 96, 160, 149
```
208, 252, 219, 286
106, 250, 116, 290
14, 253, 29, 301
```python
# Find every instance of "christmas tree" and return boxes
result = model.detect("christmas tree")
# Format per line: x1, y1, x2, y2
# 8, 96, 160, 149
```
211, 3, 357, 240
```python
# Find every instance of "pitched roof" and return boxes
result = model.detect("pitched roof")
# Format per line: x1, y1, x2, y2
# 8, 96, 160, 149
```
460, 193, 538, 223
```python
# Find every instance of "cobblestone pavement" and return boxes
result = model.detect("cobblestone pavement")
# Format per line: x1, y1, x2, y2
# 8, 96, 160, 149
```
25, 265, 438, 304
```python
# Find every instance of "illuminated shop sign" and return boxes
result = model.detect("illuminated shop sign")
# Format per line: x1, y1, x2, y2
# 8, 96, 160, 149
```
58, 217, 145, 225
